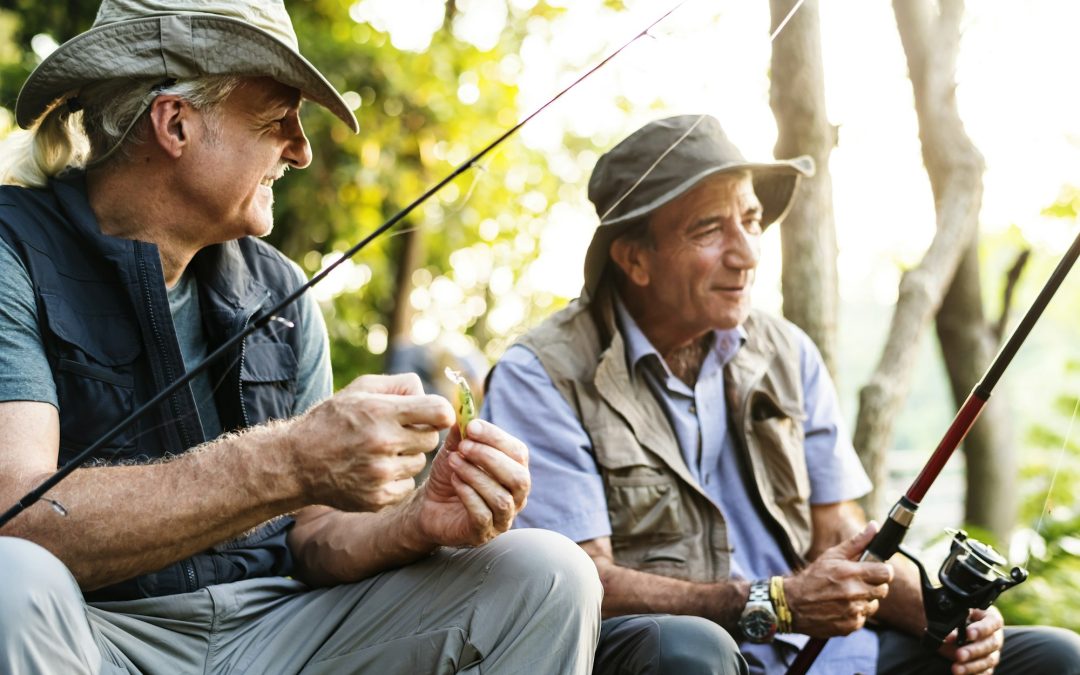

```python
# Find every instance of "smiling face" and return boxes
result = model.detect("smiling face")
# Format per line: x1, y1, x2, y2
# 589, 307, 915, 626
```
181, 77, 312, 243
610, 171, 762, 351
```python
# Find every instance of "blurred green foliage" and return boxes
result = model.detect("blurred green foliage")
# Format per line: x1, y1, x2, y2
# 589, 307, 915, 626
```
994, 358, 1080, 630
1042, 185, 1080, 221
0, 0, 598, 390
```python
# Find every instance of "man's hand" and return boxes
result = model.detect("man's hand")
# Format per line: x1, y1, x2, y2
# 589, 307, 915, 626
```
784, 522, 894, 637
413, 419, 530, 548
938, 606, 1004, 675
287, 373, 454, 512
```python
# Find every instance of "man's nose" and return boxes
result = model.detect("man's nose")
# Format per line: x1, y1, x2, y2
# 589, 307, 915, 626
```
284, 121, 313, 169
724, 225, 760, 270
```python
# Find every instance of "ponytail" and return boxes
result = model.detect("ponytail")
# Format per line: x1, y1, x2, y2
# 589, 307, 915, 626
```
0, 102, 89, 188
0, 74, 238, 187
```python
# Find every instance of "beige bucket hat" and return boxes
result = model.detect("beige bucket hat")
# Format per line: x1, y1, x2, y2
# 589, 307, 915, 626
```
582, 114, 814, 300
15, 0, 358, 132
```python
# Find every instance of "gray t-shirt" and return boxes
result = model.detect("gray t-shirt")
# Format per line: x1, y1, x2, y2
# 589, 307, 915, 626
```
0, 237, 332, 439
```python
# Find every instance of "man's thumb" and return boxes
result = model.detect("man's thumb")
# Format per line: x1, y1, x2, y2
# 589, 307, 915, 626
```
833, 521, 879, 560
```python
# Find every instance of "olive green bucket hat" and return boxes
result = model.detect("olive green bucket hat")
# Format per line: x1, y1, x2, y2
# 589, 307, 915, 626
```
582, 114, 814, 300
15, 0, 358, 132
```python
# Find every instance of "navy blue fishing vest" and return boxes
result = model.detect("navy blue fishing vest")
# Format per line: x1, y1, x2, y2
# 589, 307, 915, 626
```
0, 172, 305, 600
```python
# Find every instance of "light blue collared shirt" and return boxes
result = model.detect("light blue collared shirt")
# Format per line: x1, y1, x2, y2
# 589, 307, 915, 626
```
482, 298, 877, 674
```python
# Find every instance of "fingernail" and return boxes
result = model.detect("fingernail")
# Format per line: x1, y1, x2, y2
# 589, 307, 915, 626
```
467, 419, 482, 435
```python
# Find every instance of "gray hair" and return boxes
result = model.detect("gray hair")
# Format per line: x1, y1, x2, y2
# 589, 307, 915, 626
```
0, 75, 240, 188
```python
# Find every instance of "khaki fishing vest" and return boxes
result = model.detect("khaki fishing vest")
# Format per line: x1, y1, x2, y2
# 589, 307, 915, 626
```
515, 288, 812, 582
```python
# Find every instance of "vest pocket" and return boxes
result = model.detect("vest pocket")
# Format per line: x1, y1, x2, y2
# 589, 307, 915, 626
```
748, 390, 810, 504
606, 472, 690, 571
239, 341, 298, 422
42, 293, 141, 461
607, 472, 685, 540
608, 473, 682, 528
746, 389, 813, 556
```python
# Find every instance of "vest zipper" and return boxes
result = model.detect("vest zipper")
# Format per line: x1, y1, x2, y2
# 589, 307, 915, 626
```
235, 309, 260, 429
182, 558, 198, 592
137, 248, 198, 451
236, 337, 250, 427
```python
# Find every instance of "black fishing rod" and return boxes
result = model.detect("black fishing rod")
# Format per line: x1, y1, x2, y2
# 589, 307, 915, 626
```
786, 227, 1080, 674
0, 1, 689, 529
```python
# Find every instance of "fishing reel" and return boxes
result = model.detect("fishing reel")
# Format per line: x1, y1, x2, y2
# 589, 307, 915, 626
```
898, 529, 1027, 649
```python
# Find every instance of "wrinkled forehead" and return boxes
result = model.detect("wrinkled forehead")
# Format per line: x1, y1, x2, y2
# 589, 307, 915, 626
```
224, 76, 304, 112
651, 171, 760, 225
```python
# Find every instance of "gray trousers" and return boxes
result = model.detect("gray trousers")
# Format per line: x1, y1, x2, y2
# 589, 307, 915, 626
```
593, 614, 1080, 675
594, 615, 748, 675
0, 529, 602, 674
877, 623, 1080, 675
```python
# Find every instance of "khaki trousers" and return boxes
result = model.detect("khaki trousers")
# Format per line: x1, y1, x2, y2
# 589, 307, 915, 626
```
0, 530, 601, 674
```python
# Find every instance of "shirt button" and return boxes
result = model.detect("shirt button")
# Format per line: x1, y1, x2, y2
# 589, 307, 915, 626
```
689, 404, 697, 414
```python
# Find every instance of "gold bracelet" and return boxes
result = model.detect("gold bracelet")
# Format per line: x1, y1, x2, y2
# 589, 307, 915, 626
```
770, 575, 793, 633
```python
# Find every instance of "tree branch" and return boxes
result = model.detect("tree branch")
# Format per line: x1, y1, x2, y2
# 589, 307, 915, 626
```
995, 248, 1031, 342
855, 0, 985, 517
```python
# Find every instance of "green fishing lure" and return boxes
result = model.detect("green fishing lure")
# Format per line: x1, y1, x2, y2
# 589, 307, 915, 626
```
444, 367, 475, 439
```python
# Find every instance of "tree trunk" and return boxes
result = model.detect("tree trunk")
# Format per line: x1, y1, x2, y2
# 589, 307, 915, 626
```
854, 0, 984, 518
768, 0, 840, 378
935, 242, 1017, 543
388, 225, 424, 343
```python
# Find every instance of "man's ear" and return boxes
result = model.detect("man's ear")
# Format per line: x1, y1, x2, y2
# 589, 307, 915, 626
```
146, 95, 191, 159
609, 235, 651, 287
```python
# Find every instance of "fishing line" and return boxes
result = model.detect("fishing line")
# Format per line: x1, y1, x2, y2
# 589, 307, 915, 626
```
1027, 387, 1080, 566
597, 0, 806, 225
0, 0, 698, 529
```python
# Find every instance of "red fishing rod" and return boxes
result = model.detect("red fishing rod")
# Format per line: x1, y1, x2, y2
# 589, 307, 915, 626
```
786, 227, 1080, 674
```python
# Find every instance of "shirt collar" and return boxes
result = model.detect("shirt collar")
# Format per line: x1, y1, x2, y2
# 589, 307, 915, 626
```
611, 291, 746, 384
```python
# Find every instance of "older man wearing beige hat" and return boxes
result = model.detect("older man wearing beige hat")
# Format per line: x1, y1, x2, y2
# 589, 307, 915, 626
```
482, 115, 1080, 674
0, 1, 600, 672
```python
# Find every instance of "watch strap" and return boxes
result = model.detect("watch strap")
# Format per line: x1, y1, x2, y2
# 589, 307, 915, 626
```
748, 578, 771, 604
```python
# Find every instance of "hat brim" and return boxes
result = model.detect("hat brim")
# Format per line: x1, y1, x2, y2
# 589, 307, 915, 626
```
581, 156, 815, 301
16, 13, 358, 132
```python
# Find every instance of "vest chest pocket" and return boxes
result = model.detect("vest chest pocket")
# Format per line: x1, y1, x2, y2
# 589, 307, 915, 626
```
747, 389, 810, 507
240, 341, 298, 423
604, 468, 692, 573
597, 434, 687, 554
591, 419, 688, 556
606, 471, 685, 538
41, 293, 142, 461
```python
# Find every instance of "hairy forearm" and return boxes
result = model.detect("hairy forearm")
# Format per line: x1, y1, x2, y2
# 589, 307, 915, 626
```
581, 541, 748, 631
288, 498, 437, 586
0, 423, 305, 590
601, 564, 747, 628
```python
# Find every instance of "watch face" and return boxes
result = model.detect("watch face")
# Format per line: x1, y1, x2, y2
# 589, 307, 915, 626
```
740, 607, 778, 643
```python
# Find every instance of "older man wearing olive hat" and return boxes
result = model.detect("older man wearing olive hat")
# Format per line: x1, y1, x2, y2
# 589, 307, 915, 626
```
0, 1, 601, 672
481, 114, 1080, 674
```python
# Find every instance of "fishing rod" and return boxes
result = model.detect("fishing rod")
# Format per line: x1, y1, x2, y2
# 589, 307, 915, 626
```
786, 227, 1080, 674
0, 1, 690, 530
